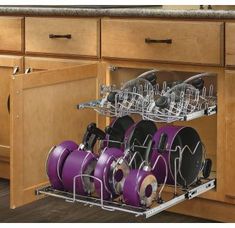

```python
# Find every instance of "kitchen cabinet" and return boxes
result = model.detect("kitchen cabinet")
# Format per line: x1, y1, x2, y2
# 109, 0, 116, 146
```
0, 55, 23, 179
10, 63, 106, 208
226, 23, 235, 66
0, 17, 24, 53
0, 13, 232, 221
10, 60, 222, 209
24, 57, 97, 72
25, 17, 100, 58
225, 70, 235, 204
102, 19, 224, 65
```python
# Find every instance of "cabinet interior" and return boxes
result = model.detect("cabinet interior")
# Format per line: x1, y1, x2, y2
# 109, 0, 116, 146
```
109, 66, 218, 177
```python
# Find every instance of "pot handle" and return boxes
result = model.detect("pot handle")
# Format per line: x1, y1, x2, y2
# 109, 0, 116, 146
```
82, 123, 106, 151
105, 126, 123, 141
82, 123, 96, 146
107, 91, 119, 104
139, 70, 157, 86
202, 158, 212, 178
191, 78, 204, 91
88, 123, 106, 151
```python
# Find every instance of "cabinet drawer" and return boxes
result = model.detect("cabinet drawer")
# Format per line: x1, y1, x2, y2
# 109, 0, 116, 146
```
25, 17, 100, 57
0, 17, 23, 53
226, 23, 235, 66
102, 19, 223, 65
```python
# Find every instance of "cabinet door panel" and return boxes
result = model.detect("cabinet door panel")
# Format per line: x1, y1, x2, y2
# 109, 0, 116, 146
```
10, 63, 105, 208
0, 55, 23, 179
24, 56, 97, 72
225, 70, 235, 199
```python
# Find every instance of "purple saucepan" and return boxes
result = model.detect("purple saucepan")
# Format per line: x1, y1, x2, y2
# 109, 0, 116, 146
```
151, 125, 203, 187
94, 147, 125, 200
61, 123, 106, 196
123, 169, 157, 207
62, 149, 97, 195
46, 140, 78, 190
123, 139, 157, 207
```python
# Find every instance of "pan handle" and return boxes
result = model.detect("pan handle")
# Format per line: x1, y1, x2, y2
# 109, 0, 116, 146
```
82, 123, 106, 151
105, 126, 123, 141
202, 158, 212, 178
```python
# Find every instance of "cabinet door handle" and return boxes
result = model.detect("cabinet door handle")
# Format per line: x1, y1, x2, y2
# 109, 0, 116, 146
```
49, 34, 72, 39
7, 95, 10, 114
145, 38, 172, 44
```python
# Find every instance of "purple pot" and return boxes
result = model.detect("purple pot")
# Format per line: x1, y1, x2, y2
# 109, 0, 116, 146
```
123, 169, 157, 207
151, 126, 203, 187
94, 147, 124, 200
62, 149, 97, 195
46, 140, 78, 190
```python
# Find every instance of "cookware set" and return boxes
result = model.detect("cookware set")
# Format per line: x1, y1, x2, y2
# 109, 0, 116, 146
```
46, 116, 211, 208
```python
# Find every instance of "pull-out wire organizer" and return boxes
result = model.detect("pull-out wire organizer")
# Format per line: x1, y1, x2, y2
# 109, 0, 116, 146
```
36, 68, 217, 218
78, 71, 217, 123
36, 178, 215, 218
37, 134, 216, 218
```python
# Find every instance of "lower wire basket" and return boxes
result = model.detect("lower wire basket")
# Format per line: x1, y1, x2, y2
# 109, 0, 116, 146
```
36, 178, 215, 218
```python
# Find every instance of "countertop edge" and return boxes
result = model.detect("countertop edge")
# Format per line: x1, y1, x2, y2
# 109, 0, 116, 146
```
1, 7, 235, 19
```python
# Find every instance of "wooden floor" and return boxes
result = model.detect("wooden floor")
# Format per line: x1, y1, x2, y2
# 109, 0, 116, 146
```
0, 178, 215, 223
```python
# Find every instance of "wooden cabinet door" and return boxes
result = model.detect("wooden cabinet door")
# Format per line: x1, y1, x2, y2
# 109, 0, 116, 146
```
0, 55, 23, 179
10, 63, 106, 208
225, 70, 235, 201
24, 56, 97, 72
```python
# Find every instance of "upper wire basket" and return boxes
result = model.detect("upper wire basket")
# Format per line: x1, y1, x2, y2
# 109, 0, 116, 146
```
78, 69, 217, 123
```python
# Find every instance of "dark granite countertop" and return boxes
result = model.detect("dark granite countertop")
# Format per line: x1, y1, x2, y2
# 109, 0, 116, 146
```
1, 6, 235, 19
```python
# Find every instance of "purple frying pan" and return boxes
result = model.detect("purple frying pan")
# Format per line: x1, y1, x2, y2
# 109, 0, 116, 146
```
123, 139, 158, 207
151, 125, 203, 187
62, 123, 106, 196
94, 147, 126, 200
46, 140, 78, 190
94, 120, 157, 201
93, 116, 136, 200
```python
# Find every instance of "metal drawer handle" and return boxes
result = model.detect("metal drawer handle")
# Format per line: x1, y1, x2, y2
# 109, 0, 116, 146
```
7, 95, 10, 114
49, 34, 72, 39
145, 38, 172, 44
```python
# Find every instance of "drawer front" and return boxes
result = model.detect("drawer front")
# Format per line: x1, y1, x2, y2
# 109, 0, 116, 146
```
25, 17, 100, 57
102, 19, 223, 65
0, 17, 23, 52
226, 23, 235, 66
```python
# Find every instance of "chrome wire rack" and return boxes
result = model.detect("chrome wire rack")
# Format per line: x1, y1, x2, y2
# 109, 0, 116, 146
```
78, 71, 217, 123
39, 134, 215, 218
36, 178, 215, 218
